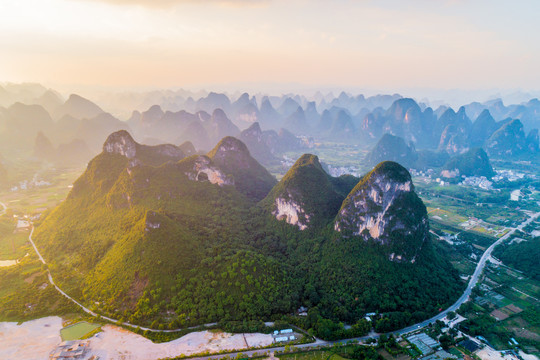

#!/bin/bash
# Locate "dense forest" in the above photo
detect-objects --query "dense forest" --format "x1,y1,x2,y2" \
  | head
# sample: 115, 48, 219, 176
33, 132, 464, 338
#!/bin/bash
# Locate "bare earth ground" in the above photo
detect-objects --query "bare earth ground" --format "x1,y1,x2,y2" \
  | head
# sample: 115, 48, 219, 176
0, 316, 63, 360
518, 350, 540, 360
89, 325, 274, 360
0, 317, 274, 360
476, 348, 520, 360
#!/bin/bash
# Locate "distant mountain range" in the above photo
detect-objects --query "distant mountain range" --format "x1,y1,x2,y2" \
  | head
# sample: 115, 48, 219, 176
1, 84, 538, 172
366, 134, 497, 179
0, 94, 129, 166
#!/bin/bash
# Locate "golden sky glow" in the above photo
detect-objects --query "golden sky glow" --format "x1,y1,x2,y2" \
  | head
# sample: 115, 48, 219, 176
1, 0, 539, 93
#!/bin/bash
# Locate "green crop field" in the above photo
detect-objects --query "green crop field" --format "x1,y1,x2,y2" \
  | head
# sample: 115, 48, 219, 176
0, 232, 30, 261
60, 321, 101, 341
279, 350, 337, 360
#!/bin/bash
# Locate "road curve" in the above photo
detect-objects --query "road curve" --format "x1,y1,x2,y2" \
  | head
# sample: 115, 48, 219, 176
24, 210, 540, 353
28, 226, 216, 332
394, 211, 540, 336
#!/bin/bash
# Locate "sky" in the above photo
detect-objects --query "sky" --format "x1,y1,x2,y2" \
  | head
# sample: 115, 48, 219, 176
1, 0, 540, 97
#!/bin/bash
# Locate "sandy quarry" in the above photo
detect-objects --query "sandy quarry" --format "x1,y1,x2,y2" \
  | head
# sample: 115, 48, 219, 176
0, 316, 63, 360
0, 316, 274, 360
89, 325, 274, 360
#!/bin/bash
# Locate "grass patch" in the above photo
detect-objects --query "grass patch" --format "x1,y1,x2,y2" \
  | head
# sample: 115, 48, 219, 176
0, 255, 80, 322
450, 261, 476, 276
279, 350, 335, 360
60, 321, 101, 341
448, 347, 464, 358
0, 232, 30, 260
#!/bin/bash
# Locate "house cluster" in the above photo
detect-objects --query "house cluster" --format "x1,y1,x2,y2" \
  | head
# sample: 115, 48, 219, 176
281, 155, 295, 168
407, 333, 457, 360
410, 169, 435, 177
458, 176, 493, 190
409, 169, 436, 184
273, 328, 296, 343
326, 165, 361, 178
15, 218, 31, 232
11, 178, 52, 192
363, 312, 376, 322
434, 178, 449, 186
492, 170, 528, 182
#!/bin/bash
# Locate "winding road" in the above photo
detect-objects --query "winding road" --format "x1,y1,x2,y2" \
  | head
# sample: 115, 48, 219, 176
394, 210, 540, 336
22, 205, 540, 357
28, 229, 218, 333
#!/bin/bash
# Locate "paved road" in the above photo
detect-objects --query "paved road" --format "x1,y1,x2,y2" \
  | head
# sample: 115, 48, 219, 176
395, 211, 540, 336
24, 206, 540, 355
189, 211, 540, 360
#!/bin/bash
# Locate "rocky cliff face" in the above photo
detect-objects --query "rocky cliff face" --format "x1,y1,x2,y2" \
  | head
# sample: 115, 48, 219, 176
273, 196, 310, 230
485, 119, 528, 157
264, 154, 347, 230
334, 161, 428, 262
103, 130, 185, 166
383, 98, 428, 146
207, 136, 277, 200
434, 107, 472, 151
438, 124, 469, 154
183, 155, 233, 186
103, 130, 137, 158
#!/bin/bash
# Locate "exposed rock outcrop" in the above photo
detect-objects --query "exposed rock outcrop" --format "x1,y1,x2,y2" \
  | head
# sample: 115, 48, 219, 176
273, 196, 309, 230
103, 130, 186, 166
264, 154, 351, 230
334, 161, 428, 262
183, 156, 233, 186
438, 124, 469, 155
103, 130, 137, 158
207, 136, 277, 200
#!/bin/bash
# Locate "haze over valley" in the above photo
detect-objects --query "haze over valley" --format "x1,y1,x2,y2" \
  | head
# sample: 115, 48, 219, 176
1, 1, 540, 360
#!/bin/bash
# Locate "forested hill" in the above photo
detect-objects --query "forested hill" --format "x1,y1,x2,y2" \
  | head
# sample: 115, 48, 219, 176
34, 130, 463, 336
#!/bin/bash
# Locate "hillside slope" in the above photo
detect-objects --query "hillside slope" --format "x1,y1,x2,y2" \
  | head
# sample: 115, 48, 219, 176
34, 131, 462, 332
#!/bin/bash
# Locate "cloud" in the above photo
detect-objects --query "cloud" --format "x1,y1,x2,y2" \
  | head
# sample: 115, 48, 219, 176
73, 0, 270, 8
